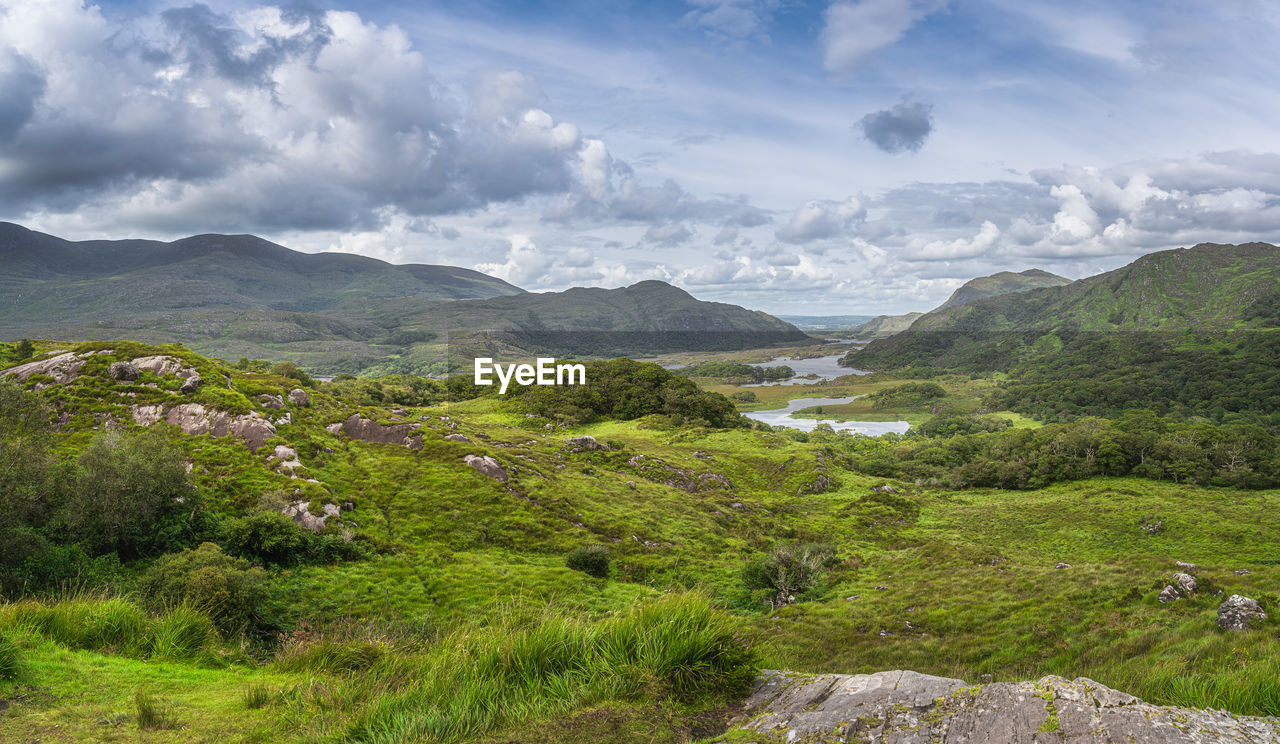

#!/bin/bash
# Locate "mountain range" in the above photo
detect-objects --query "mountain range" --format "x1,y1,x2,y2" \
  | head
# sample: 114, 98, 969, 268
0, 223, 807, 374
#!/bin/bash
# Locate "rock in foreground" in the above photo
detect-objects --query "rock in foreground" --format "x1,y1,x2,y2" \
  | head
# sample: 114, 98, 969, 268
720, 669, 1280, 743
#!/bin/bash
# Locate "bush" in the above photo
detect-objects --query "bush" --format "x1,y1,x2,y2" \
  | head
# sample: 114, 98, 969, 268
565, 545, 611, 579
730, 390, 757, 402
741, 542, 835, 609
138, 543, 270, 636
223, 512, 311, 566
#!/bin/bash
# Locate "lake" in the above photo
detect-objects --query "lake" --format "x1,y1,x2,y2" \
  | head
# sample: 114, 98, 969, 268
744, 353, 871, 386
743, 395, 910, 435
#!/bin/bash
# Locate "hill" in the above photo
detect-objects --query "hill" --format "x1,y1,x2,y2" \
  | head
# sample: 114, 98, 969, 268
933, 268, 1071, 311
844, 242, 1280, 423
847, 312, 923, 339
776, 314, 875, 331
0, 224, 807, 374
2, 340, 1278, 742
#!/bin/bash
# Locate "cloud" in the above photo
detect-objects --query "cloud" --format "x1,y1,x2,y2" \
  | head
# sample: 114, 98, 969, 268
821, 0, 947, 75
682, 0, 781, 42
775, 197, 866, 243
643, 222, 695, 245
474, 235, 553, 287
859, 98, 934, 153
0, 1, 597, 232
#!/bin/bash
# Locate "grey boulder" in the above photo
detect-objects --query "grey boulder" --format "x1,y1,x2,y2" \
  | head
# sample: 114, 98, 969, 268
1218, 595, 1268, 631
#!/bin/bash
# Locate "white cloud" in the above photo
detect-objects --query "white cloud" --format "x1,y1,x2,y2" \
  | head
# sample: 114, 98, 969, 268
473, 235, 553, 287
821, 0, 947, 75
776, 197, 866, 243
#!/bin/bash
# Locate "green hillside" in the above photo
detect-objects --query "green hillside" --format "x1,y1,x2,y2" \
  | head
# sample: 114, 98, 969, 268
934, 268, 1072, 311
2, 340, 1279, 742
0, 225, 808, 375
844, 243, 1280, 425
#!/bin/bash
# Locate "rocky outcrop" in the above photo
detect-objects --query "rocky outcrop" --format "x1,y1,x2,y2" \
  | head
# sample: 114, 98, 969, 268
270, 445, 303, 476
721, 669, 1280, 743
287, 388, 310, 407
132, 355, 194, 378
281, 500, 340, 532
1218, 595, 1268, 631
2, 351, 99, 387
180, 375, 201, 394
130, 403, 276, 451
257, 394, 286, 410
108, 361, 140, 381
337, 414, 423, 450
445, 433, 471, 442
568, 435, 607, 451
464, 454, 508, 482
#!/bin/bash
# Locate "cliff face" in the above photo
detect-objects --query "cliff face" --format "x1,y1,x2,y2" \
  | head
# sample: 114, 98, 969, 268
720, 669, 1280, 743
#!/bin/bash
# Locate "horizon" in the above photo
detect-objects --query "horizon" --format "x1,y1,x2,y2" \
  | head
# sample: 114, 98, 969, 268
3, 1, 1280, 314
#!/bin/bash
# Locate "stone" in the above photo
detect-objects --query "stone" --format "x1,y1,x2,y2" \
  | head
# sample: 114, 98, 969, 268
180, 374, 201, 394
567, 435, 606, 451
287, 388, 310, 407
271, 445, 303, 475
2, 351, 91, 386
726, 669, 1280, 743
626, 481, 637, 490
464, 454, 508, 482
693, 451, 712, 459
1055, 562, 1071, 569
1175, 560, 1197, 573
257, 394, 286, 410
1171, 572, 1197, 594
338, 414, 422, 450
1158, 585, 1181, 603
445, 433, 470, 442
871, 484, 898, 494
132, 355, 191, 378
108, 361, 140, 381
281, 501, 328, 532
130, 403, 275, 451
798, 473, 831, 495
1217, 595, 1267, 631
1141, 520, 1163, 534
1235, 569, 1251, 575
325, 423, 343, 435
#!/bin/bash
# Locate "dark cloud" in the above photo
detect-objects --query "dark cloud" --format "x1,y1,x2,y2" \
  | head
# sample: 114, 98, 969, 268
0, 52, 44, 142
858, 99, 934, 153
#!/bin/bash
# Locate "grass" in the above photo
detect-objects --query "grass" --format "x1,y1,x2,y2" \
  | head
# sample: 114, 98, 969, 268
4, 340, 1279, 741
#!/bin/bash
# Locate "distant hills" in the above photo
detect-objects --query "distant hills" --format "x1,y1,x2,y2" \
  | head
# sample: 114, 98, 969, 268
846, 242, 1280, 372
0, 223, 807, 374
845, 268, 1070, 340
933, 268, 1071, 312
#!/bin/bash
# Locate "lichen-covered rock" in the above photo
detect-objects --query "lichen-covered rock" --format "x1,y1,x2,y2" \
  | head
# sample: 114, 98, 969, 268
721, 669, 1280, 743
271, 445, 303, 476
464, 454, 508, 482
132, 355, 192, 378
325, 422, 343, 435
1175, 560, 1198, 573
108, 361, 140, 381
338, 414, 422, 450
287, 388, 310, 407
1171, 571, 1197, 594
257, 394, 286, 410
445, 433, 470, 442
2, 351, 93, 387
1159, 585, 1182, 603
797, 473, 831, 495
568, 435, 606, 451
130, 403, 276, 451
282, 501, 331, 532
180, 374, 201, 394
1218, 595, 1268, 631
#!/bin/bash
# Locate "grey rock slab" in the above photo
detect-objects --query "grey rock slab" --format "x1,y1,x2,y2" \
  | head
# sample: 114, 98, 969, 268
722, 670, 1280, 743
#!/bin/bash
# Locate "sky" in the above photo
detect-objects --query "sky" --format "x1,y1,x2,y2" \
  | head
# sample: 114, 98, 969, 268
2, 0, 1279, 314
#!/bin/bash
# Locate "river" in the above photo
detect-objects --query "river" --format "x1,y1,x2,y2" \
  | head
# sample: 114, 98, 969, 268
743, 395, 910, 436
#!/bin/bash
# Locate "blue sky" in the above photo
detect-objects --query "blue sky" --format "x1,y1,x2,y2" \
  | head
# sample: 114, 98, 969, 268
2, 0, 1279, 313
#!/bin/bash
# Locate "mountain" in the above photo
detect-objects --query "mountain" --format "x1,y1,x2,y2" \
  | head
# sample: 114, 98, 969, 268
0, 224, 807, 373
776, 314, 875, 331
934, 268, 1071, 311
844, 242, 1280, 423
847, 312, 924, 339
0, 222, 524, 326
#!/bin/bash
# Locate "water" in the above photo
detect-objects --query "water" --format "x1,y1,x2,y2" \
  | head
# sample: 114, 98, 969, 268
743, 395, 910, 436
745, 353, 870, 386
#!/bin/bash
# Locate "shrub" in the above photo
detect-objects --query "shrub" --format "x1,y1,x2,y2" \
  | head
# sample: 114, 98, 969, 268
565, 545, 610, 579
223, 512, 311, 566
730, 390, 757, 402
138, 543, 269, 636
741, 542, 836, 609
135, 687, 177, 730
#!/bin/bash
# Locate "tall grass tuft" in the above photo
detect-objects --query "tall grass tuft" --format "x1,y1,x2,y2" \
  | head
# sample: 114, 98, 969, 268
149, 605, 215, 660
0, 632, 25, 684
244, 682, 273, 710
135, 687, 176, 730
332, 593, 757, 744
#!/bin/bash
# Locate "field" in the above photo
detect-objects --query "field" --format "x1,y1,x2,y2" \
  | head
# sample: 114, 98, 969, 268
2, 341, 1278, 742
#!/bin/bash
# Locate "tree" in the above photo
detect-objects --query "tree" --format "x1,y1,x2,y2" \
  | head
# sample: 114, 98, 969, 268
14, 339, 35, 360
